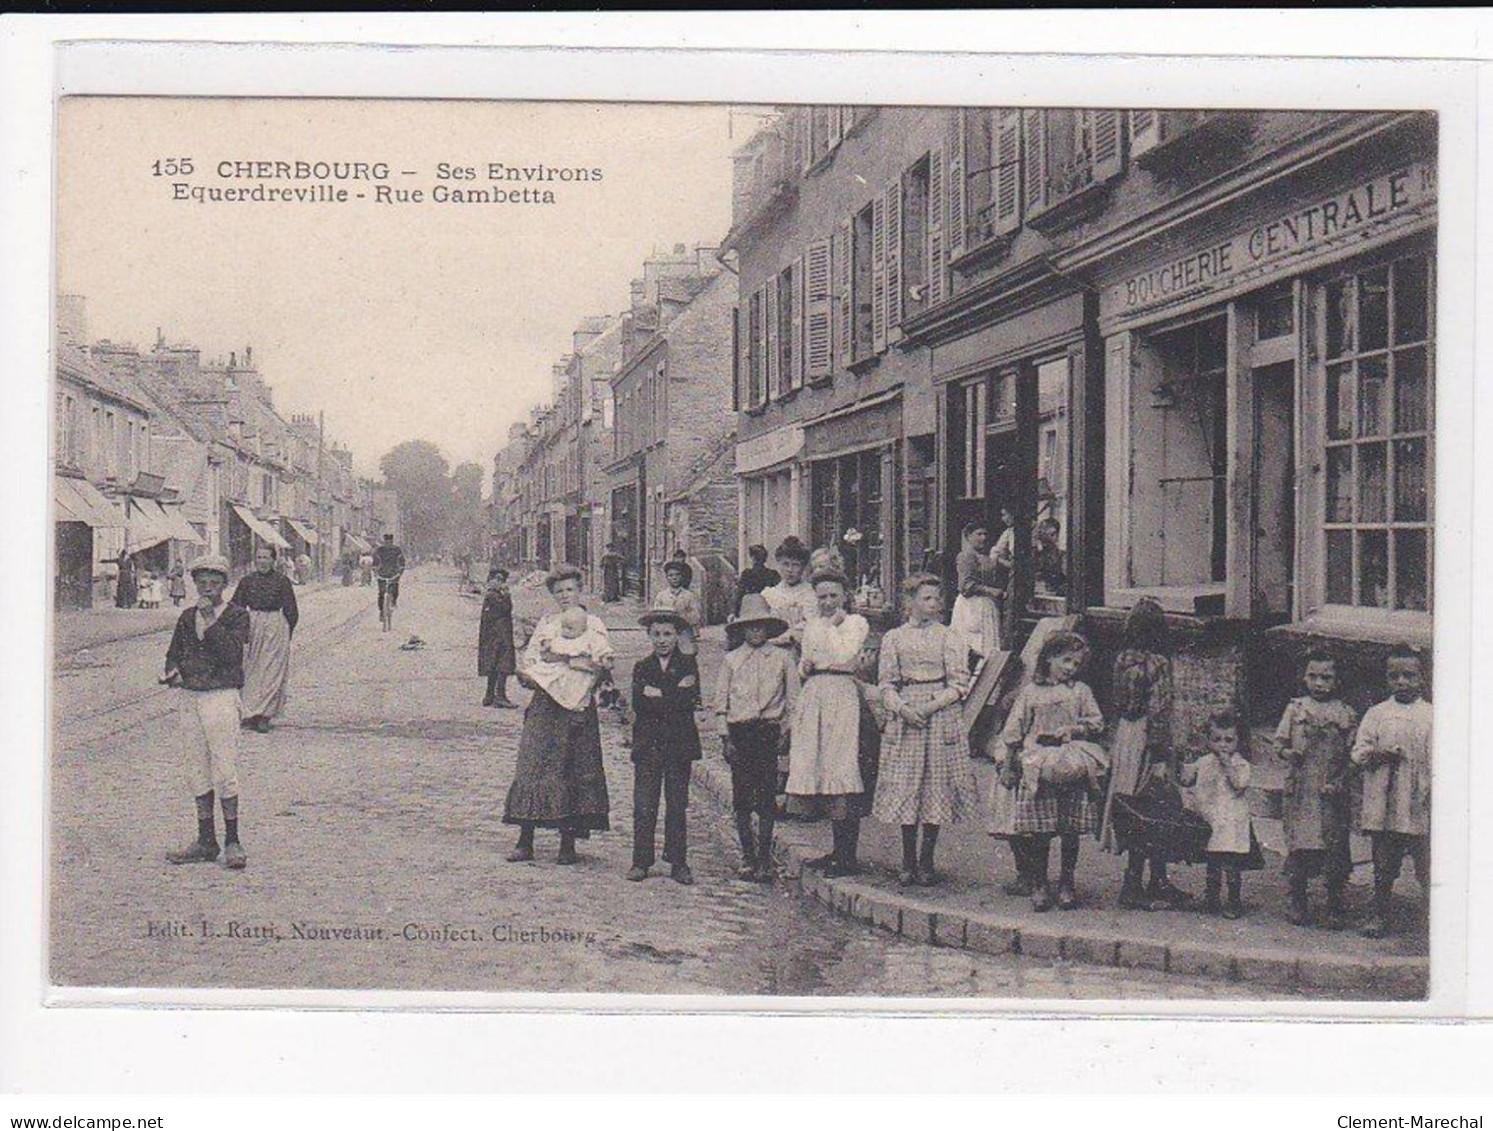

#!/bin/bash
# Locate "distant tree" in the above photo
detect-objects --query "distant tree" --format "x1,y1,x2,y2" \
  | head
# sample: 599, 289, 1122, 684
379, 440, 451, 559
449, 461, 488, 559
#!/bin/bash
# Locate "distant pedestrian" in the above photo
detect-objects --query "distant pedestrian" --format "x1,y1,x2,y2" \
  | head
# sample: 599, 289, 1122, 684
1273, 648, 1357, 929
230, 545, 298, 733
478, 567, 518, 708
628, 609, 702, 885
359, 551, 374, 587
786, 568, 870, 877
735, 543, 780, 615
161, 554, 251, 871
716, 594, 797, 881
652, 558, 701, 657
600, 543, 624, 603
1352, 646, 1432, 939
872, 574, 977, 887
1180, 709, 1262, 920
762, 536, 816, 650
997, 631, 1108, 912
1101, 598, 1193, 911
114, 551, 137, 610
503, 564, 614, 865
167, 561, 187, 607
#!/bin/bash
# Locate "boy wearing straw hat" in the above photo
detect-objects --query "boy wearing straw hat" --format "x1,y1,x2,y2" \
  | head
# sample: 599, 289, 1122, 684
716, 594, 799, 881
160, 554, 252, 870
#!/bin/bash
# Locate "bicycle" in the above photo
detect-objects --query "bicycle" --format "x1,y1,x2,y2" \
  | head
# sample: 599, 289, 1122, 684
376, 572, 402, 633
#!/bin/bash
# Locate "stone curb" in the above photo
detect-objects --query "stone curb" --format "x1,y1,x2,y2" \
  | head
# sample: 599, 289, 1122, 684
693, 759, 1427, 1000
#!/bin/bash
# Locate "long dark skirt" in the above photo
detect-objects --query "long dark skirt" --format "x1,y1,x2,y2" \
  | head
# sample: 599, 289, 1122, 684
502, 689, 611, 834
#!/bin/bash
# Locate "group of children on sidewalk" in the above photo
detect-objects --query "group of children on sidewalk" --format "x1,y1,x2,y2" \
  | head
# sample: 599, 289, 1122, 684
601, 536, 1432, 942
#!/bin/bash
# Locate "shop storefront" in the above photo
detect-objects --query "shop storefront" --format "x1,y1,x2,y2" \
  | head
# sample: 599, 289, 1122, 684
909, 266, 1104, 640
1089, 128, 1435, 736
736, 422, 803, 561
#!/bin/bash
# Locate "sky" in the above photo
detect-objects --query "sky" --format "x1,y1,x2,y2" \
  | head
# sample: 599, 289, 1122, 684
56, 98, 745, 479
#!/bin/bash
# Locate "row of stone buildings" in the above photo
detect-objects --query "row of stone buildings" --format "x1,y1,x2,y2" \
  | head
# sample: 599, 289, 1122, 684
725, 104, 1436, 740
490, 244, 738, 612
54, 295, 399, 609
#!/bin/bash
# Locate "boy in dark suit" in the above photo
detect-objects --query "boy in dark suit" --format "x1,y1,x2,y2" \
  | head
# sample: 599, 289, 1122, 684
628, 609, 702, 884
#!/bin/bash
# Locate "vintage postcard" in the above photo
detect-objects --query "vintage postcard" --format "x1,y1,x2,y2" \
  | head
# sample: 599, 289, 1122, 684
47, 83, 1453, 1009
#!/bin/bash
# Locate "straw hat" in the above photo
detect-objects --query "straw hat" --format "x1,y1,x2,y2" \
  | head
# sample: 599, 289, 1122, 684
729, 592, 788, 639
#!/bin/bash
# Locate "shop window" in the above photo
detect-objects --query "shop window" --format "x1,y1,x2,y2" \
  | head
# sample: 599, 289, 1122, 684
1320, 255, 1433, 613
811, 449, 888, 591
1128, 317, 1228, 590
1035, 358, 1071, 597
1255, 283, 1295, 341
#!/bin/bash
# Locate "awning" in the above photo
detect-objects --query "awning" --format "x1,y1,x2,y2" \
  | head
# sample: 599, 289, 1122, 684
231, 503, 292, 550
344, 533, 371, 554
54, 476, 122, 529
285, 517, 320, 546
158, 503, 205, 546
126, 498, 178, 552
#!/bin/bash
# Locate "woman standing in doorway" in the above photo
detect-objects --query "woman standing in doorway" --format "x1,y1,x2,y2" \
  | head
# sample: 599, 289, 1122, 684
950, 523, 1003, 665
230, 544, 299, 733
502, 564, 614, 865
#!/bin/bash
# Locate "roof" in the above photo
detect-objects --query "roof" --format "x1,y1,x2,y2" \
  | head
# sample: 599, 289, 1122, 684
56, 344, 151, 415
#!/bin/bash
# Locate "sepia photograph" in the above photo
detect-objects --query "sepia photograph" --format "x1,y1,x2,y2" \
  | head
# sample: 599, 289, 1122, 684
48, 91, 1441, 1005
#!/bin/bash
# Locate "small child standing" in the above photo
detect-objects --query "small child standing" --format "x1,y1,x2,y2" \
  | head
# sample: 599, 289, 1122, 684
716, 594, 798, 880
997, 631, 1108, 911
1351, 645, 1432, 939
629, 609, 703, 885
1273, 649, 1358, 929
1179, 709, 1260, 919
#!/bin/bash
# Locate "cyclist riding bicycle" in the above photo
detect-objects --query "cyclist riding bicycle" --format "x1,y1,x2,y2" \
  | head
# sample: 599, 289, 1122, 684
372, 534, 406, 619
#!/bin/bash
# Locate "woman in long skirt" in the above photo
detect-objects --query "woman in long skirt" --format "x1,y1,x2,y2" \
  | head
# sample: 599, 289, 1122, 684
950, 523, 1003, 664
230, 544, 298, 733
873, 573, 978, 886
477, 566, 517, 708
502, 564, 614, 865
786, 569, 870, 877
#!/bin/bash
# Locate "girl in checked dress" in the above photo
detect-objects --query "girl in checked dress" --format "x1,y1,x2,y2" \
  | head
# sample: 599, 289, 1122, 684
872, 573, 978, 886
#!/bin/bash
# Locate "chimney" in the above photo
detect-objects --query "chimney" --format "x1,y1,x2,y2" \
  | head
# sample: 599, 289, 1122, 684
57, 294, 88, 346
229, 351, 237, 369
245, 345, 253, 368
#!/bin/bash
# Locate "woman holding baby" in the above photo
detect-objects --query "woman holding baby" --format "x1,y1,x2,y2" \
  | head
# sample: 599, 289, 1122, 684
502, 564, 615, 865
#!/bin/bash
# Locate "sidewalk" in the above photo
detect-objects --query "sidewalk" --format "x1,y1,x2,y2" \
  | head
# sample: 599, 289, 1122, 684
588, 595, 1429, 999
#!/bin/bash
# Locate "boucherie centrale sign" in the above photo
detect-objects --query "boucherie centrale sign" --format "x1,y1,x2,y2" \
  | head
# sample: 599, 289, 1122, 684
1107, 163, 1434, 322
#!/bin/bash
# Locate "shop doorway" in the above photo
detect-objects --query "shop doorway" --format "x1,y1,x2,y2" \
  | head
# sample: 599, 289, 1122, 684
1251, 360, 1296, 623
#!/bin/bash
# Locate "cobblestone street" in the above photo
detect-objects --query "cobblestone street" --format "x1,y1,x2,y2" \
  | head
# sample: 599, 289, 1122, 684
50, 568, 1306, 1000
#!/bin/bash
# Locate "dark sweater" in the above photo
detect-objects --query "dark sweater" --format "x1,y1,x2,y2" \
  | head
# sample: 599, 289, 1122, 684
165, 604, 250, 691
230, 570, 299, 634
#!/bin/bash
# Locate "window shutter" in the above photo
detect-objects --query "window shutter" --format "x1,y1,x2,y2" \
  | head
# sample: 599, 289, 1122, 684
1023, 108, 1047, 218
804, 237, 833, 380
993, 108, 1023, 234
730, 306, 741, 411
1089, 109, 1123, 181
945, 109, 968, 259
764, 275, 778, 402
1129, 110, 1158, 157
926, 144, 946, 306
748, 287, 763, 408
798, 108, 813, 173
790, 256, 805, 390
835, 219, 854, 368
828, 106, 845, 149
884, 179, 904, 337
871, 192, 888, 354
